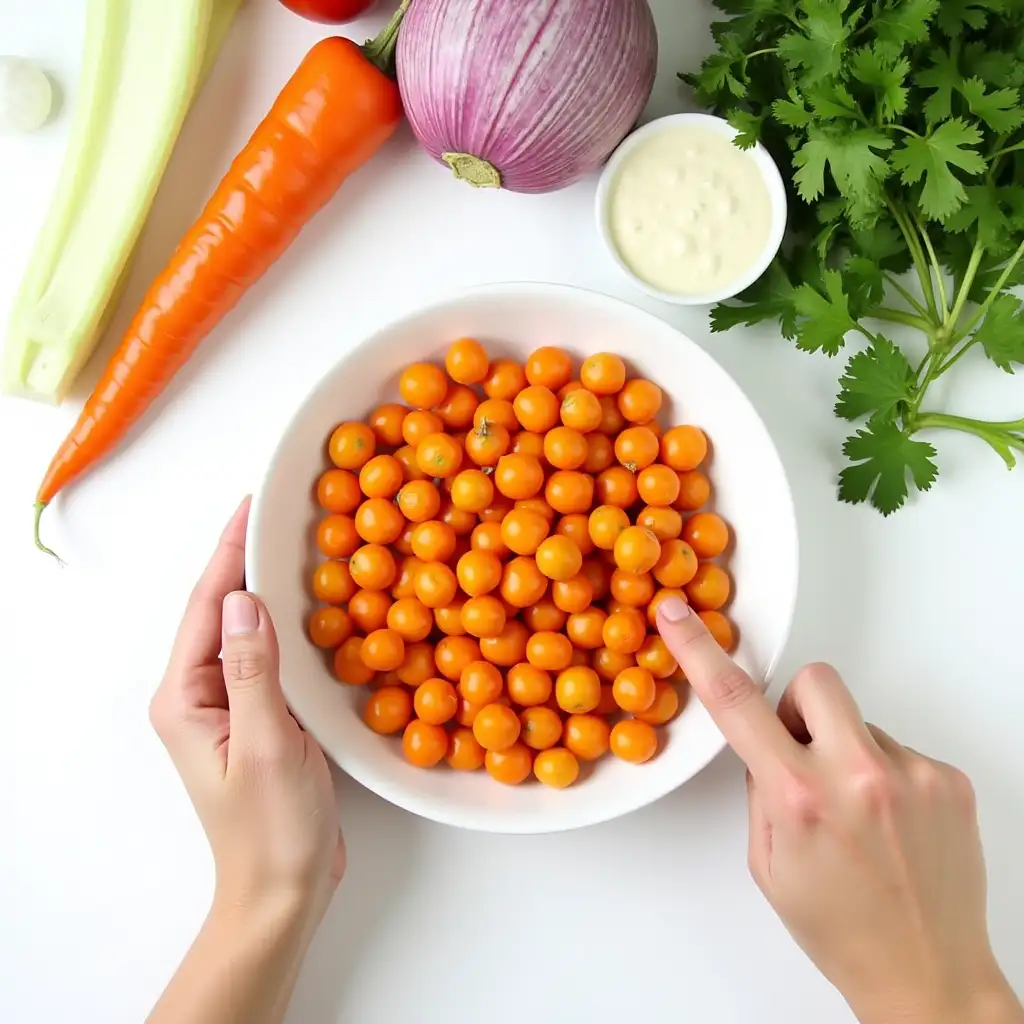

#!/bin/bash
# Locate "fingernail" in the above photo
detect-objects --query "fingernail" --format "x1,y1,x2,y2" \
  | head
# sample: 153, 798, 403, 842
223, 592, 258, 636
657, 596, 690, 623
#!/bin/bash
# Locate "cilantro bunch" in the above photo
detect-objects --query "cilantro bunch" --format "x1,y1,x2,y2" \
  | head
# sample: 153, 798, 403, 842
682, 0, 1024, 514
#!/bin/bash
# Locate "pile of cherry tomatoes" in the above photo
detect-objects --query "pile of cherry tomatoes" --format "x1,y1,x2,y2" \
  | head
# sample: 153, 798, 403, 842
308, 340, 735, 789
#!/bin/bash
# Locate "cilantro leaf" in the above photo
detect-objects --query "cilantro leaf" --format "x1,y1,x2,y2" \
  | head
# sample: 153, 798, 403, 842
871, 0, 939, 46
680, 51, 747, 100
844, 256, 887, 312
850, 222, 912, 272
850, 44, 911, 121
772, 96, 814, 128
835, 337, 914, 421
805, 81, 862, 121
727, 109, 763, 149
793, 128, 892, 203
972, 293, 1024, 373
889, 119, 985, 220
943, 183, 1013, 251
936, 0, 991, 36
915, 49, 960, 125
777, 0, 856, 85
792, 269, 858, 355
959, 77, 1024, 134
710, 262, 798, 339
972, 255, 1024, 301
839, 422, 939, 515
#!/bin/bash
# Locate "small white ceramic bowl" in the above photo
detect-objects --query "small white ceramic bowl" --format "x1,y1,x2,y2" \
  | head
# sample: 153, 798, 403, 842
247, 283, 798, 834
596, 113, 788, 306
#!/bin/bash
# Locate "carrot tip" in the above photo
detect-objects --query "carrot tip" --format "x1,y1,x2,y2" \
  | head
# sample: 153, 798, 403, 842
33, 501, 64, 566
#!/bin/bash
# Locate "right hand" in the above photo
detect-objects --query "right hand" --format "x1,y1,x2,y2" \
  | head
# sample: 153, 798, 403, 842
656, 597, 1023, 1024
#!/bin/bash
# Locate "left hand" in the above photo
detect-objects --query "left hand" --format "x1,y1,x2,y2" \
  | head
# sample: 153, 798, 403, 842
149, 498, 346, 925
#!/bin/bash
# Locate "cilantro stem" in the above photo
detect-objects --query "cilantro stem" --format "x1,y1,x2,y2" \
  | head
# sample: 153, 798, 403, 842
915, 412, 1024, 468
989, 140, 1024, 161
745, 48, 777, 59
884, 274, 930, 319
950, 238, 1024, 342
935, 338, 977, 376
869, 307, 934, 332
945, 243, 985, 336
913, 213, 948, 319
887, 197, 939, 322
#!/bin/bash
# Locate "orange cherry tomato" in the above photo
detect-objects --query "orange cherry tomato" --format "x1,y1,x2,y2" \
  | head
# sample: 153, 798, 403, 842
602, 608, 647, 654
636, 464, 681, 507
348, 544, 397, 591
434, 596, 468, 636
635, 680, 681, 725
355, 497, 405, 545
364, 686, 413, 735
661, 425, 708, 471
416, 432, 463, 478
583, 432, 615, 474
580, 556, 612, 601
334, 636, 375, 685
522, 599, 568, 633
474, 398, 519, 433
674, 470, 711, 511
456, 549, 502, 597
394, 444, 429, 483
566, 607, 607, 649
435, 635, 481, 682
610, 719, 658, 763
461, 595, 507, 639
465, 421, 510, 466
507, 662, 553, 707
358, 454, 404, 499
614, 426, 659, 471
613, 526, 661, 574
413, 677, 459, 725
525, 346, 573, 391
473, 703, 522, 751
519, 706, 563, 750
685, 564, 731, 611
329, 421, 376, 470
534, 747, 580, 788
699, 609, 736, 652
399, 362, 448, 410
494, 453, 544, 500
682, 512, 731, 559
316, 514, 359, 559
554, 513, 594, 556
450, 469, 494, 513
555, 665, 602, 713
551, 572, 593, 614
557, 379, 584, 401
543, 426, 588, 470
653, 538, 699, 588
392, 555, 425, 600
458, 659, 504, 705
317, 468, 362, 513
513, 385, 560, 432
471, 521, 510, 559
348, 588, 392, 632
593, 645, 636, 682
617, 379, 662, 424
595, 466, 639, 508
446, 726, 486, 770
479, 619, 530, 667
396, 480, 441, 524
410, 520, 457, 562
511, 430, 546, 459
500, 556, 549, 608
445, 337, 489, 385
386, 597, 433, 643
588, 505, 629, 551
483, 358, 527, 400
414, 561, 459, 609
647, 588, 689, 627
484, 742, 533, 784
595, 684, 618, 717
439, 498, 477, 537
308, 606, 353, 649
610, 569, 654, 607
598, 395, 626, 435
402, 719, 449, 767
545, 470, 594, 515
360, 629, 405, 672
563, 714, 611, 760
436, 384, 479, 430
613, 665, 657, 712
526, 631, 574, 672
560, 388, 602, 432
477, 495, 515, 523
636, 505, 683, 541
396, 641, 436, 687
514, 497, 556, 523
535, 535, 583, 582
500, 507, 550, 556
580, 352, 627, 395
368, 403, 407, 447
402, 410, 444, 448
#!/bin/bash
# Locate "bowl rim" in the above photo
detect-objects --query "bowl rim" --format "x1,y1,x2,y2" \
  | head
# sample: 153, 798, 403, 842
246, 281, 799, 833
595, 112, 789, 307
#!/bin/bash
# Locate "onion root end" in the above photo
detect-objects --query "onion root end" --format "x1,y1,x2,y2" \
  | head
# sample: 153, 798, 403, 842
443, 152, 502, 189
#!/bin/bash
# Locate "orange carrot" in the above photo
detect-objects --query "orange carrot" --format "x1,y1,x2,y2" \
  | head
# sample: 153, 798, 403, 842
34, 6, 408, 554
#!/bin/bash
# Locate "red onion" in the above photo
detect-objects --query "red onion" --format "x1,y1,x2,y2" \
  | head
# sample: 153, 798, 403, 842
396, 0, 658, 193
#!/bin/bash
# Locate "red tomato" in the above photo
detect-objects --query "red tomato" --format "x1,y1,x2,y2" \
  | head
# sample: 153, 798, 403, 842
277, 0, 376, 22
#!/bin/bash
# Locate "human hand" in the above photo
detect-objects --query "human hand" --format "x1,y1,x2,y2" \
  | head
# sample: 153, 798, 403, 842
150, 499, 345, 928
656, 598, 1022, 1024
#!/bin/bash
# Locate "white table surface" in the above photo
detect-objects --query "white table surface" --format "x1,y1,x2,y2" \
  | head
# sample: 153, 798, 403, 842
2, 2, 1022, 1022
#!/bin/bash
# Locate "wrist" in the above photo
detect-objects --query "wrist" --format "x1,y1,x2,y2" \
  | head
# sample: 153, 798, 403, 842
209, 882, 322, 950
854, 974, 1023, 1024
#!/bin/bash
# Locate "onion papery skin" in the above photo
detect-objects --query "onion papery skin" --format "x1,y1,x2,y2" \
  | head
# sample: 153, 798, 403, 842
396, 0, 658, 194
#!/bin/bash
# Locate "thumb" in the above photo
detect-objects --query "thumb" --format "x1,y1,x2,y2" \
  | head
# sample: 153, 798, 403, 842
221, 591, 289, 750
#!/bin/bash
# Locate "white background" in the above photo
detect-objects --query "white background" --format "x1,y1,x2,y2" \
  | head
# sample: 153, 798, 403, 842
1, 2, 1022, 1022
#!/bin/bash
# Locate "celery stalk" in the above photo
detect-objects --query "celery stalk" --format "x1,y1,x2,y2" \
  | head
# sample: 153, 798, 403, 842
2, 0, 241, 403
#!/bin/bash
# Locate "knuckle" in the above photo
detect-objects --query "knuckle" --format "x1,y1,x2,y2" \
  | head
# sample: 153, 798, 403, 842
948, 767, 977, 811
848, 761, 897, 814
705, 664, 755, 711
780, 772, 821, 826
223, 646, 267, 687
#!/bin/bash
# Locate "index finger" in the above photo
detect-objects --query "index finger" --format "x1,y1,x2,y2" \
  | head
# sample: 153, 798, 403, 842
656, 598, 802, 781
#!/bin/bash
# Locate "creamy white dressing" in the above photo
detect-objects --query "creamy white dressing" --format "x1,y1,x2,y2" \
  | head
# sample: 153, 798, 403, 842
607, 124, 773, 297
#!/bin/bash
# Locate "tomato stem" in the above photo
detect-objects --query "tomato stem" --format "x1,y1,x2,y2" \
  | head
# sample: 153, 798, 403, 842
361, 0, 410, 78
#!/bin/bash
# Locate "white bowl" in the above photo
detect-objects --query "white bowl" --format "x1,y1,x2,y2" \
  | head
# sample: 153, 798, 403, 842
596, 113, 788, 306
247, 283, 798, 834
